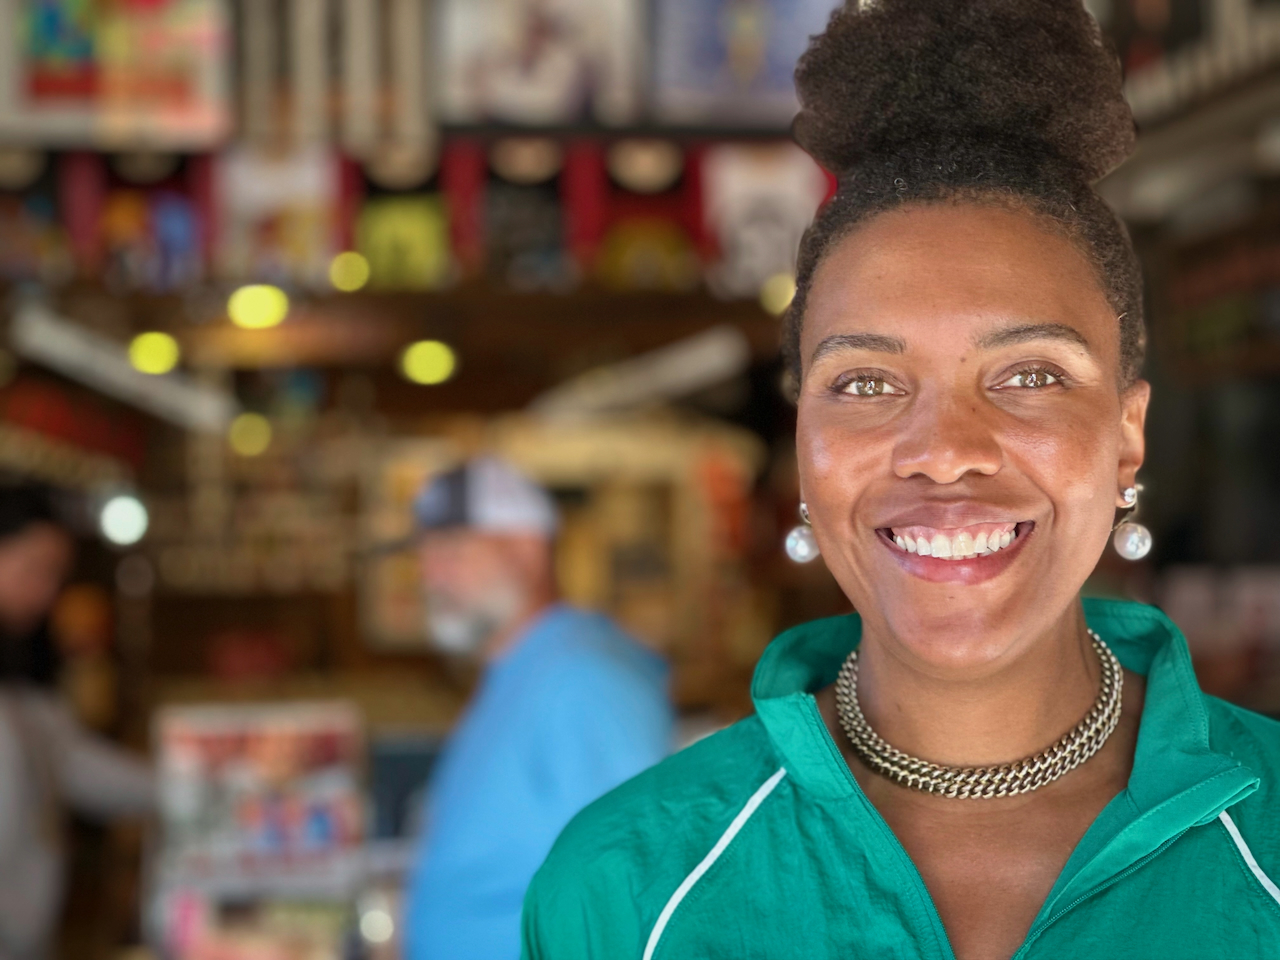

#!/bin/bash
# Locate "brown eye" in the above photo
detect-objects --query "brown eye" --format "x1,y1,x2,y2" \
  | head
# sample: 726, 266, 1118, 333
843, 376, 901, 396
1001, 368, 1060, 389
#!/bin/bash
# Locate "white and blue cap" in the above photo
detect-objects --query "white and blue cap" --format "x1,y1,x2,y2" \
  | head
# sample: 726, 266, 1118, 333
414, 456, 559, 536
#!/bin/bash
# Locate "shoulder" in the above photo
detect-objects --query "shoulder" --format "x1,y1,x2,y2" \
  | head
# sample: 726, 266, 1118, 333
1204, 696, 1280, 862
524, 715, 783, 951
537, 607, 668, 693
1205, 695, 1280, 775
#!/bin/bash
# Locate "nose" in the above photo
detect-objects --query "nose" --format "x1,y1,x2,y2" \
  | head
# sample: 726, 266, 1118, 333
891, 389, 1003, 484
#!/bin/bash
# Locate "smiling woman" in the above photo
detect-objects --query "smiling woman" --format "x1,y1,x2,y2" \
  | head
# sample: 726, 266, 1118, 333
520, 3, 1280, 960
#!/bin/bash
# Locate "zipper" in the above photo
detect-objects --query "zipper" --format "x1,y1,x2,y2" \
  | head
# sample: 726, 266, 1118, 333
1010, 828, 1189, 959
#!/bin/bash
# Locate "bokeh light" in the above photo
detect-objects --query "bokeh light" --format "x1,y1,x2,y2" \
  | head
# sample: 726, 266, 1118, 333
100, 495, 149, 546
401, 340, 457, 385
228, 284, 290, 329
228, 413, 273, 457
329, 251, 371, 292
760, 273, 797, 316
128, 331, 181, 375
359, 908, 395, 944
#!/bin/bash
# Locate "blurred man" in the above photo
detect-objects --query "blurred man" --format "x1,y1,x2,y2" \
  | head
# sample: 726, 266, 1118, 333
0, 485, 154, 960
403, 457, 673, 960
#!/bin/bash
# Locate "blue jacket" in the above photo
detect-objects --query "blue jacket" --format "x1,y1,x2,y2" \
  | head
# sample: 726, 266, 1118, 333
405, 604, 673, 960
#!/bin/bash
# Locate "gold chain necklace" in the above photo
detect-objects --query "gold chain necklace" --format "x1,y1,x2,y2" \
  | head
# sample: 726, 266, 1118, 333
834, 630, 1123, 799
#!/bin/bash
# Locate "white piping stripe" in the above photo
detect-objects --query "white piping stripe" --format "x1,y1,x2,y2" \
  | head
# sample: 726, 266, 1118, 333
642, 767, 787, 960
1219, 810, 1280, 908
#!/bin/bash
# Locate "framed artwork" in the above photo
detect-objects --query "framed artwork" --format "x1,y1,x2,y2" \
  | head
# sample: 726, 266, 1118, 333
437, 0, 645, 126
652, 0, 839, 127
0, 0, 232, 147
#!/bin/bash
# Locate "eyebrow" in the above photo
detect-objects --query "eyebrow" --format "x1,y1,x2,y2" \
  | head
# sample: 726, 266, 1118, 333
974, 322, 1091, 352
810, 332, 907, 365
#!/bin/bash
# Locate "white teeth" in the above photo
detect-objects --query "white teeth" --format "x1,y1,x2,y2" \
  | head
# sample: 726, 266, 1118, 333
890, 525, 1022, 560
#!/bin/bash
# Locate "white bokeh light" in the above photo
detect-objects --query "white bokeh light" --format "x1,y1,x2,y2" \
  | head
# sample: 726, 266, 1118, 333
359, 908, 395, 944
100, 495, 149, 546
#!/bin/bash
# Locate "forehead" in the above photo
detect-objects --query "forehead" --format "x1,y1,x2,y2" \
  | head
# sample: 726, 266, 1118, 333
802, 203, 1117, 363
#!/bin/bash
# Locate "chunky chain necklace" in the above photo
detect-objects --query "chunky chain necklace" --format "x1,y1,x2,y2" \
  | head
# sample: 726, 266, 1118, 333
834, 630, 1123, 799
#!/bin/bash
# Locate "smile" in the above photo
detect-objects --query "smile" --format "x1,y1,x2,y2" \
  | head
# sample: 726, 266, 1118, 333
887, 522, 1027, 561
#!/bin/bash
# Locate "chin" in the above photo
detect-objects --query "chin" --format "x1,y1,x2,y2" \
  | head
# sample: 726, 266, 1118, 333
876, 601, 1033, 676
839, 527, 1093, 677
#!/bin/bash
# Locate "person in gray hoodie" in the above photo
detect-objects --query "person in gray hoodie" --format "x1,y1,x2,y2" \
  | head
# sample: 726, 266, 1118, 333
0, 485, 154, 960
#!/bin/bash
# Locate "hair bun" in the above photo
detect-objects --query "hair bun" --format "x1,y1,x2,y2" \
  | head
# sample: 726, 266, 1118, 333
794, 0, 1135, 184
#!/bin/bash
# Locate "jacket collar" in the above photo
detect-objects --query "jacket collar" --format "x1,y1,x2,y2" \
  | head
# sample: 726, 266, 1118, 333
750, 598, 1259, 906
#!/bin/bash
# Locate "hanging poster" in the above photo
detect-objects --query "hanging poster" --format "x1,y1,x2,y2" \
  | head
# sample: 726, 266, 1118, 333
217, 146, 341, 287
701, 142, 828, 299
0, 0, 232, 147
652, 0, 839, 127
437, 0, 644, 126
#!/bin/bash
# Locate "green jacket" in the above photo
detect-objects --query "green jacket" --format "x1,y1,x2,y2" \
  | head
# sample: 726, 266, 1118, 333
522, 599, 1280, 959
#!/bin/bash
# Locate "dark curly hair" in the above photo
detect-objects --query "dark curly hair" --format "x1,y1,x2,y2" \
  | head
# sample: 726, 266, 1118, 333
785, 0, 1145, 387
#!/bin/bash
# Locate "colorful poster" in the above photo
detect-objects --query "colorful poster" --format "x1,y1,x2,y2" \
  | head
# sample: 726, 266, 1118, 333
437, 0, 644, 125
0, 0, 231, 147
155, 701, 364, 872
652, 0, 839, 127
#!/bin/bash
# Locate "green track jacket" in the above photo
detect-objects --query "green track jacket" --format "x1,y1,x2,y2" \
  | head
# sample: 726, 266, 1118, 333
522, 599, 1280, 959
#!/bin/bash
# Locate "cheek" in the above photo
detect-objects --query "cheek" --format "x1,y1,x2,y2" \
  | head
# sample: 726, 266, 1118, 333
796, 400, 887, 513
1005, 405, 1122, 517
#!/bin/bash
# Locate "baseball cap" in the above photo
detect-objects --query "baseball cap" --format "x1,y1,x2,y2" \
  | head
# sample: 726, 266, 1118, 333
413, 456, 559, 536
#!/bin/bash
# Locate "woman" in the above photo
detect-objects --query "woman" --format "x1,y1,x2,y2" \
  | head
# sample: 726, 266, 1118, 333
0, 485, 154, 960
520, 3, 1280, 959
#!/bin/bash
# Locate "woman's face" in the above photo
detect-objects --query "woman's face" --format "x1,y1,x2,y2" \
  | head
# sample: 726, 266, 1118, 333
796, 202, 1149, 672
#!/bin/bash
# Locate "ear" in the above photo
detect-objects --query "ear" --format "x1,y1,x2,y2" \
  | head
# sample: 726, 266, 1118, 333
1116, 379, 1151, 504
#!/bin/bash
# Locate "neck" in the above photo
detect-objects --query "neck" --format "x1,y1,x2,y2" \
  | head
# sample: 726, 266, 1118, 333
481, 589, 558, 662
854, 604, 1100, 767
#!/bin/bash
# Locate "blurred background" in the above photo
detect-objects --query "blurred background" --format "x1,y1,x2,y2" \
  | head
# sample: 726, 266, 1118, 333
0, 0, 1279, 957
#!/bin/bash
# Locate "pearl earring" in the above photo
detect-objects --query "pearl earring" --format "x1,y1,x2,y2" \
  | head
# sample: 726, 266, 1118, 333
785, 502, 821, 563
1113, 483, 1152, 561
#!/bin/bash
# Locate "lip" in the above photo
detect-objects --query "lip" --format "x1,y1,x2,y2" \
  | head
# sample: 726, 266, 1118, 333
876, 520, 1036, 585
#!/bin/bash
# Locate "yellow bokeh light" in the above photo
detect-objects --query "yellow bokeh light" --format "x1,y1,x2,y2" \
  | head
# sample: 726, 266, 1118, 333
760, 272, 797, 316
228, 285, 290, 329
128, 332, 180, 375
329, 251, 371, 292
401, 340, 457, 385
228, 413, 272, 457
